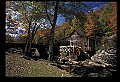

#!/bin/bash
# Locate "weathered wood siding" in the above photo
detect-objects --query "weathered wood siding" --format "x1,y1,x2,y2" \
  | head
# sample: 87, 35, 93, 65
69, 31, 88, 50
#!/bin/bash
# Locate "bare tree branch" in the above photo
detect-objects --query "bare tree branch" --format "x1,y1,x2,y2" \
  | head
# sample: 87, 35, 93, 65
44, 4, 53, 26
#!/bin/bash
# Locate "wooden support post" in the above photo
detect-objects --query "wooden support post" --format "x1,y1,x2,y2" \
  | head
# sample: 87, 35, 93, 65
88, 38, 89, 51
70, 39, 71, 46
69, 49, 70, 73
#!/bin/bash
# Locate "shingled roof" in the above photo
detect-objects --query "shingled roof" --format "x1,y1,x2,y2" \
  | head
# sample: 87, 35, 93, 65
69, 29, 88, 38
58, 29, 88, 43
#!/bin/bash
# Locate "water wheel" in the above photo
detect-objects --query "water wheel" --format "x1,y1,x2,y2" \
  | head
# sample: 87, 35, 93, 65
74, 47, 80, 56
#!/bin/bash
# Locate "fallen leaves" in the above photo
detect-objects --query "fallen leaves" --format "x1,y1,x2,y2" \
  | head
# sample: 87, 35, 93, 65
5, 53, 72, 77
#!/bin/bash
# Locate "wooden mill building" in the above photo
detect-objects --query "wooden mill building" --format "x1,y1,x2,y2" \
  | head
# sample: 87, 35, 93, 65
60, 29, 95, 61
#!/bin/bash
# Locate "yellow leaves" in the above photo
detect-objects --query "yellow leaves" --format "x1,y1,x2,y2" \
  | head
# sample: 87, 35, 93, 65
6, 1, 11, 7
36, 30, 49, 38
6, 14, 11, 19
54, 30, 59, 38
21, 33, 28, 37
59, 22, 69, 28
71, 16, 77, 29
22, 23, 28, 28
69, 26, 74, 32
84, 15, 95, 38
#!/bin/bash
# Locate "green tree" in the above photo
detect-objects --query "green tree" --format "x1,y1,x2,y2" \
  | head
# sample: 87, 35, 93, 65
8, 1, 91, 61
39, 1, 89, 61
90, 8, 112, 50
46, 1, 90, 61
10, 1, 50, 56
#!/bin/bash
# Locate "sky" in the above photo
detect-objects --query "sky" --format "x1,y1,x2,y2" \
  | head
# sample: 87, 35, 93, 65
6, 1, 109, 38
56, 2, 109, 26
56, 14, 66, 26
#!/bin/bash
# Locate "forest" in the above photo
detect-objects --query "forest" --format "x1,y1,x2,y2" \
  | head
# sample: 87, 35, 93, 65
6, 1, 117, 51
5, 1, 117, 77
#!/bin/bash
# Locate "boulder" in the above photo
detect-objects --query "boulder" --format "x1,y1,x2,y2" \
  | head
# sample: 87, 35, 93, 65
73, 34, 117, 77
91, 50, 116, 67
91, 34, 117, 68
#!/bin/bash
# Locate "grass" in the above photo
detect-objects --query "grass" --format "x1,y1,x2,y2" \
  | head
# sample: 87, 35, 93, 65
5, 53, 72, 77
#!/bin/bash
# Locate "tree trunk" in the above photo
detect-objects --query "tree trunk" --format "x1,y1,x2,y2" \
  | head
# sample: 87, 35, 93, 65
24, 21, 39, 57
49, 28, 54, 61
27, 26, 38, 57
28, 38, 32, 57
24, 21, 31, 56
48, 1, 59, 61
25, 34, 31, 56
25, 40, 29, 56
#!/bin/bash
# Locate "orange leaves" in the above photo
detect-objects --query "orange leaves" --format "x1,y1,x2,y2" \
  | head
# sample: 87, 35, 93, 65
84, 15, 95, 38
105, 2, 117, 34
36, 30, 50, 38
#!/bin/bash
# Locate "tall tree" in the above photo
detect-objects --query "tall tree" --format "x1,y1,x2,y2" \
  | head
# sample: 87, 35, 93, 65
6, 1, 91, 61
42, 1, 59, 61
42, 1, 90, 61
9, 1, 50, 56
